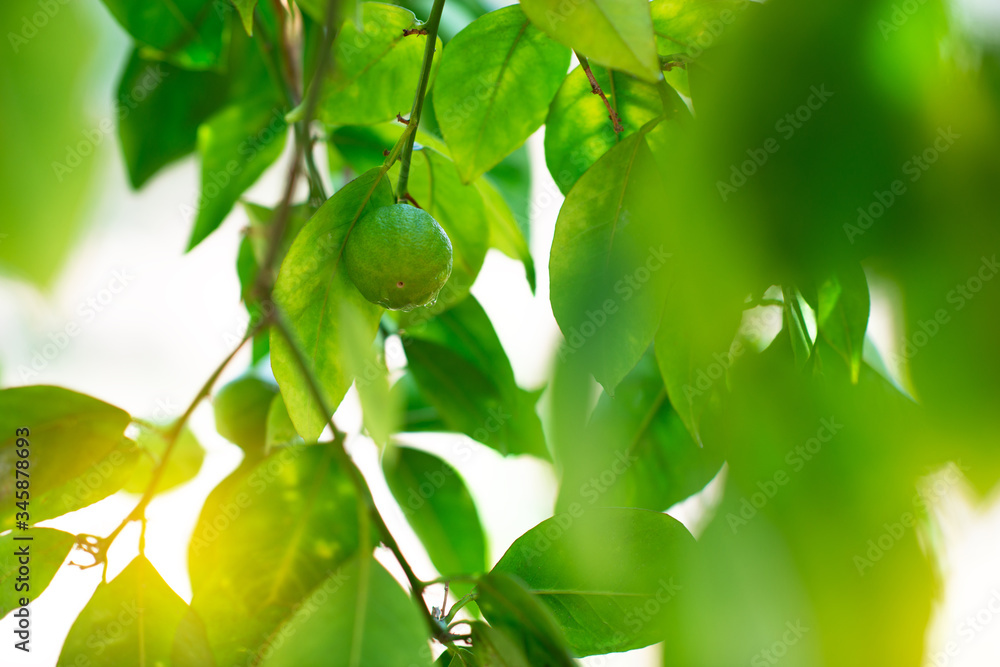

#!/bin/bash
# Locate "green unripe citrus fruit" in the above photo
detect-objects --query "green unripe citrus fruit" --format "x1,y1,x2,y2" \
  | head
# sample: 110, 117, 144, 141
213, 376, 278, 453
345, 203, 453, 311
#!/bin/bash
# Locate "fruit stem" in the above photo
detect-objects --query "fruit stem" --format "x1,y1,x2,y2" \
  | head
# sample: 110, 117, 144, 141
395, 0, 447, 203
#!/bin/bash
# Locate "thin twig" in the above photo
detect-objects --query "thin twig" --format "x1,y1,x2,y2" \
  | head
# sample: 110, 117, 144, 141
576, 51, 623, 133
395, 0, 446, 202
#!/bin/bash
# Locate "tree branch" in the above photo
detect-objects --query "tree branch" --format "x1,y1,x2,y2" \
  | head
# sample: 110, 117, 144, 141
395, 0, 447, 202
576, 51, 623, 134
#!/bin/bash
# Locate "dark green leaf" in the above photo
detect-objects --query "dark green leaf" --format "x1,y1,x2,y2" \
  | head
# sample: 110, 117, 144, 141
270, 168, 392, 440
520, 0, 660, 81
815, 264, 870, 383
468, 621, 528, 666
98, 0, 228, 69
187, 97, 289, 250
122, 424, 205, 494
311, 3, 442, 125
489, 508, 696, 655
0, 386, 134, 528
116, 50, 230, 189
401, 297, 548, 458
1, 528, 74, 618
433, 5, 570, 182
549, 126, 672, 394
545, 64, 668, 194
189, 446, 363, 665
554, 351, 723, 513
783, 286, 813, 370
382, 446, 487, 586
57, 556, 191, 666
258, 555, 433, 667
392, 373, 449, 433
474, 573, 575, 666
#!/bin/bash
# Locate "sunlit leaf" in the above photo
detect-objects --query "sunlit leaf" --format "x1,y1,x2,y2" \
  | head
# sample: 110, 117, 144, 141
0, 528, 74, 618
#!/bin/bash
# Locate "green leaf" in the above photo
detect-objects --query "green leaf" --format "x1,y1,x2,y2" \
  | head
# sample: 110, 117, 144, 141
397, 148, 490, 323
549, 126, 671, 395
233, 0, 258, 35
122, 424, 205, 494
1, 528, 75, 618
391, 373, 449, 433
97, 0, 228, 69
187, 97, 289, 250
467, 621, 528, 666
382, 446, 487, 585
270, 168, 392, 441
312, 3, 442, 126
520, 0, 659, 82
265, 393, 305, 450
815, 264, 870, 383
783, 286, 813, 370
58, 556, 193, 666
437, 644, 482, 667
544, 64, 667, 194
116, 50, 230, 189
474, 573, 575, 666
475, 177, 536, 293
0, 0, 101, 287
554, 351, 723, 513
189, 445, 363, 665
650, 0, 748, 59
0, 387, 133, 527
654, 278, 742, 445
258, 554, 433, 667
401, 296, 549, 458
488, 508, 696, 656
432, 5, 569, 183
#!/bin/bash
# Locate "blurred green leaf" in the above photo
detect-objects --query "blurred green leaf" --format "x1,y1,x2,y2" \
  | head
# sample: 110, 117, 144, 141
98, 0, 228, 69
488, 508, 696, 656
782, 286, 813, 370
265, 393, 305, 450
233, 0, 258, 35
382, 446, 487, 589
270, 168, 391, 441
554, 351, 723, 513
0, 528, 74, 618
123, 424, 204, 494
190, 446, 363, 666
391, 373, 449, 433
258, 554, 433, 666
433, 5, 569, 183
520, 0, 659, 81
187, 97, 289, 250
0, 386, 133, 528
549, 126, 671, 395
312, 3, 441, 125
545, 64, 670, 194
58, 556, 197, 666
475, 173, 536, 293
474, 573, 576, 666
814, 263, 870, 383
0, 0, 100, 287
